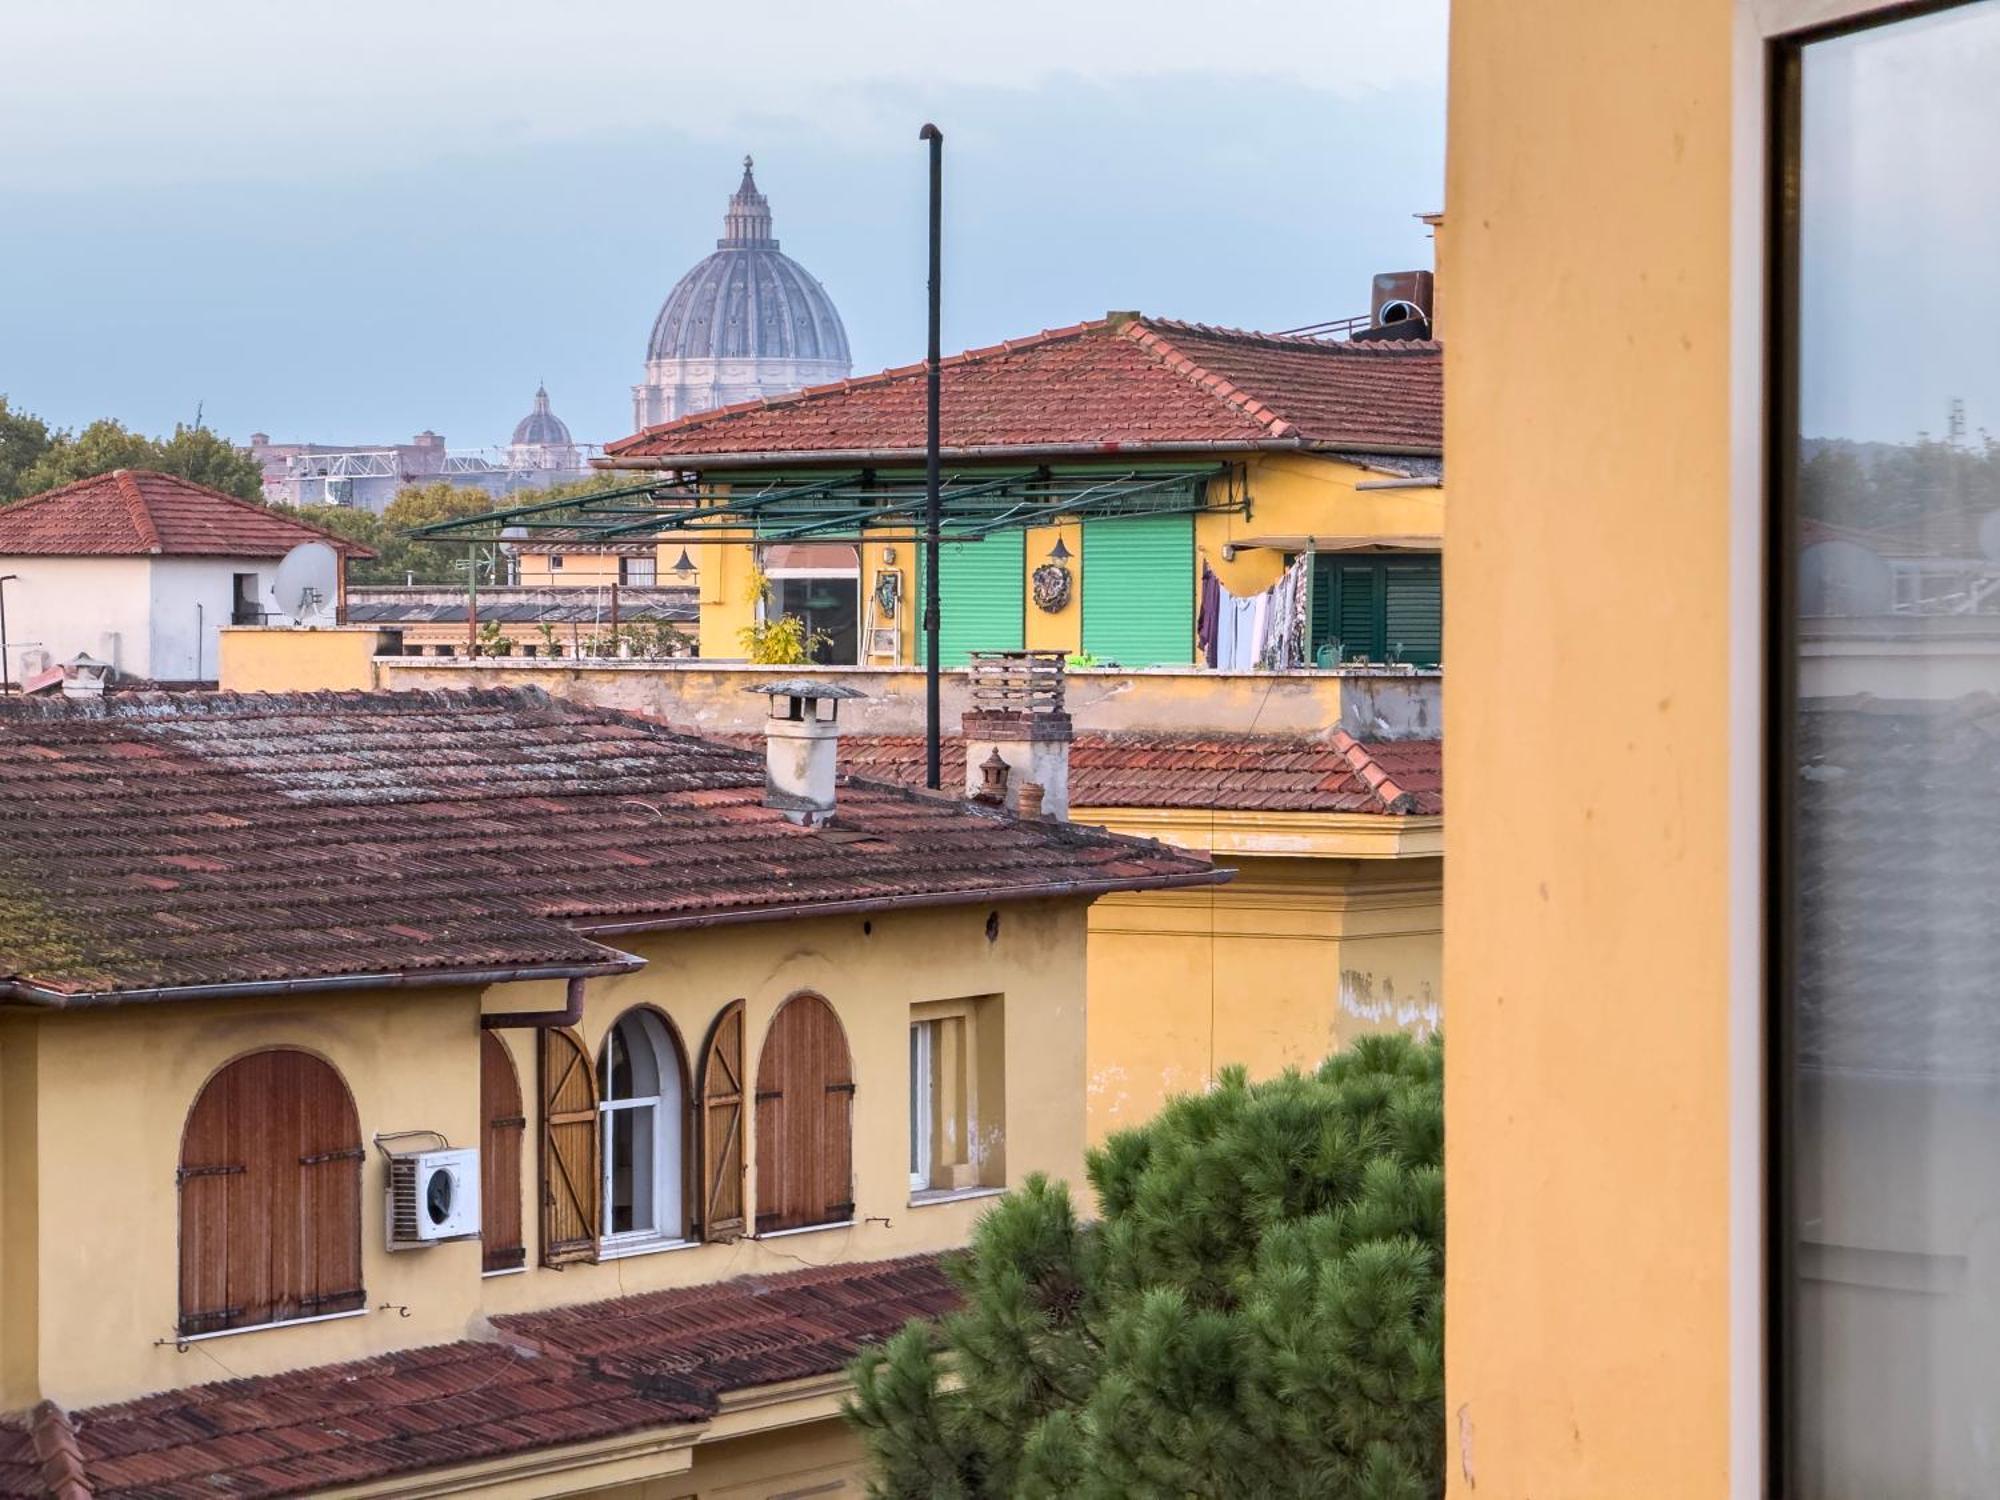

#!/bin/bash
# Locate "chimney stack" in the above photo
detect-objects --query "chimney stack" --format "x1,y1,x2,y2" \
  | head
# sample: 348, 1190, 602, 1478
745, 678, 866, 825
962, 650, 1071, 819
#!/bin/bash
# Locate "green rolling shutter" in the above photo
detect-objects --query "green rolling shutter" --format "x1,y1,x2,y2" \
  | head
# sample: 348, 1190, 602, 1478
919, 533, 1025, 667
1081, 515, 1195, 666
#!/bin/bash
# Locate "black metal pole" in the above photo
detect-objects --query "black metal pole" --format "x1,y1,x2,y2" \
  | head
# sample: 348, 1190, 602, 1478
920, 123, 944, 790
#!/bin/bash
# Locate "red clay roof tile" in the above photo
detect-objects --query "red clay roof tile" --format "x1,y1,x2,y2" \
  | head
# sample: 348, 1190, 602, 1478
831, 731, 1442, 816
0, 471, 376, 560
4, 1256, 957, 1498
0, 689, 1220, 1000
606, 317, 1441, 462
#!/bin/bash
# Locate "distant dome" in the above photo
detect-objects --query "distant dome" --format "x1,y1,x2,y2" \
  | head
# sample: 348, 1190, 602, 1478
643, 158, 851, 370
512, 384, 572, 447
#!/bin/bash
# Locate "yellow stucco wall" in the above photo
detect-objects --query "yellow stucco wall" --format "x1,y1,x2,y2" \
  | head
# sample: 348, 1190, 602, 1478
516, 551, 624, 584
1, 900, 1087, 1417
218, 625, 393, 692
675, 455, 1442, 664
1085, 854, 1441, 1140
1444, 0, 1737, 1494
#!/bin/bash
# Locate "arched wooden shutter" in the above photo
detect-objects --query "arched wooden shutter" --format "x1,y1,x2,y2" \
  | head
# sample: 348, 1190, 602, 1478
754, 994, 855, 1234
697, 1001, 747, 1242
178, 1050, 363, 1336
480, 1032, 526, 1273
538, 1026, 599, 1264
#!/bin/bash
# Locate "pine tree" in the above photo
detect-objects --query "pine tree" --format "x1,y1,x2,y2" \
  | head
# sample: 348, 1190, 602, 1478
846, 1033, 1444, 1499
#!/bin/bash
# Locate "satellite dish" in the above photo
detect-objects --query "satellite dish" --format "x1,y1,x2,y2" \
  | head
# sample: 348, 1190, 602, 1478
273, 541, 340, 625
1799, 539, 1894, 617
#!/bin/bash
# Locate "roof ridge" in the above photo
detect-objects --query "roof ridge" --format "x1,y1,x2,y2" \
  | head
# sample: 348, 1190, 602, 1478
1122, 321, 1295, 438
607, 319, 1115, 454
28, 1400, 90, 1500
1330, 729, 1419, 814
113, 470, 163, 554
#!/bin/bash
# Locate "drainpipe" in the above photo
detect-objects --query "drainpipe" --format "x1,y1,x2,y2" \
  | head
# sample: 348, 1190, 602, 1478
480, 974, 587, 1030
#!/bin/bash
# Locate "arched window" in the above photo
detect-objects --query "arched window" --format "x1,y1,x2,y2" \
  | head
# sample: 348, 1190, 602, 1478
755, 994, 855, 1234
480, 1032, 526, 1273
597, 1008, 689, 1247
177, 1049, 363, 1336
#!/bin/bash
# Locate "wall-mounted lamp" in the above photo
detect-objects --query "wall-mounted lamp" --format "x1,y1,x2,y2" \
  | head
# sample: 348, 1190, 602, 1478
880, 546, 897, 565
1220, 543, 1238, 563
1046, 536, 1072, 563
671, 548, 696, 577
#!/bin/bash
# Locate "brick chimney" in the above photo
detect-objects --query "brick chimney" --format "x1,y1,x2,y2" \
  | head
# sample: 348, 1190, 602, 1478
745, 678, 866, 825
962, 650, 1071, 819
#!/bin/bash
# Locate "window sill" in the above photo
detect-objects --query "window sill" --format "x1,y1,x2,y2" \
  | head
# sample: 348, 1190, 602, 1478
754, 1220, 856, 1241
596, 1235, 698, 1262
909, 1186, 1006, 1209
481, 1265, 529, 1279
176, 1306, 367, 1345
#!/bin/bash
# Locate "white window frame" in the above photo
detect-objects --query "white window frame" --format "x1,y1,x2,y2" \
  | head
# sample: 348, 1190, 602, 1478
909, 1019, 936, 1194
1731, 4, 1938, 1494
597, 1009, 686, 1252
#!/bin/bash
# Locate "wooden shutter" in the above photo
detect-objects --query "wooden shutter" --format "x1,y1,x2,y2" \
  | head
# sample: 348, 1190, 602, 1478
178, 1050, 362, 1336
918, 532, 1026, 667
480, 1032, 526, 1273
1081, 514, 1196, 666
697, 1000, 748, 1242
754, 994, 855, 1234
538, 1026, 599, 1264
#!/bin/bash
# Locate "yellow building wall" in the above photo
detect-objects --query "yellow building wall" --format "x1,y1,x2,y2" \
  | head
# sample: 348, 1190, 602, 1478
1443, 1, 1737, 1495
517, 550, 623, 584
680, 455, 1442, 664
1085, 855, 1441, 1139
1022, 522, 1081, 655
217, 625, 392, 691
1, 900, 1088, 1415
589, 1414, 868, 1499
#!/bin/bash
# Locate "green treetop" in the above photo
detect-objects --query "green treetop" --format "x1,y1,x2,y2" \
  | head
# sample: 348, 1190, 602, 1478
846, 1031, 1445, 1500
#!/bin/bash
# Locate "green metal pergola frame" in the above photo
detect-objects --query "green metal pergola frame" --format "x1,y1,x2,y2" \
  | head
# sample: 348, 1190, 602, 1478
407, 464, 1244, 546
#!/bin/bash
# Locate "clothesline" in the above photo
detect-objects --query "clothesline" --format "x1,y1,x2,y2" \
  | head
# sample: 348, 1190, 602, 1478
1197, 555, 1311, 670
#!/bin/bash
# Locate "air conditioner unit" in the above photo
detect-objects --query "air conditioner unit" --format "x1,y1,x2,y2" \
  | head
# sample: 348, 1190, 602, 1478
385, 1147, 480, 1249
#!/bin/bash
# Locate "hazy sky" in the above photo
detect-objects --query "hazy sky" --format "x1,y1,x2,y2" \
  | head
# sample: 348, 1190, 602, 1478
1, 1, 1448, 451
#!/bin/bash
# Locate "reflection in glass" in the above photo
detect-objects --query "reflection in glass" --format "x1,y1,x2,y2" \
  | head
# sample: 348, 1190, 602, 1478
1789, 4, 2000, 1493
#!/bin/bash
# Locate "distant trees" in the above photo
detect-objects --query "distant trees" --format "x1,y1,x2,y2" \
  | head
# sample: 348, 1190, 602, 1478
0, 402, 267, 505
845, 1033, 1446, 1500
1800, 432, 2000, 549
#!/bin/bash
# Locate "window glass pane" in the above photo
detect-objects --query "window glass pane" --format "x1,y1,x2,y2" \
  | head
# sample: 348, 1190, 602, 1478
606, 1102, 656, 1236
1787, 5, 2000, 1494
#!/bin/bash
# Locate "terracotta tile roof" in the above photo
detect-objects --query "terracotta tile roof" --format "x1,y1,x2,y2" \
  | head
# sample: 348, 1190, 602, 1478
0, 689, 1220, 1001
832, 730, 1443, 815
4, 1256, 956, 1499
0, 470, 376, 560
606, 317, 1441, 462
496, 1253, 959, 1396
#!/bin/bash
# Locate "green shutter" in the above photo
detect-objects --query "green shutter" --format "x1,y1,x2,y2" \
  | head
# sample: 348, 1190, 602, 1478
918, 533, 1025, 667
1382, 556, 1442, 666
1308, 553, 1441, 665
1081, 515, 1195, 666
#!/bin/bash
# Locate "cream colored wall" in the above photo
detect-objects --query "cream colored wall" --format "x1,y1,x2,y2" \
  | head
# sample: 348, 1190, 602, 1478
1084, 856, 1441, 1140
4, 901, 1087, 1413
479, 900, 1086, 1320
218, 625, 393, 692
14, 986, 487, 1410
518, 551, 623, 584
1444, 0, 1738, 1493
589, 1413, 867, 1499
